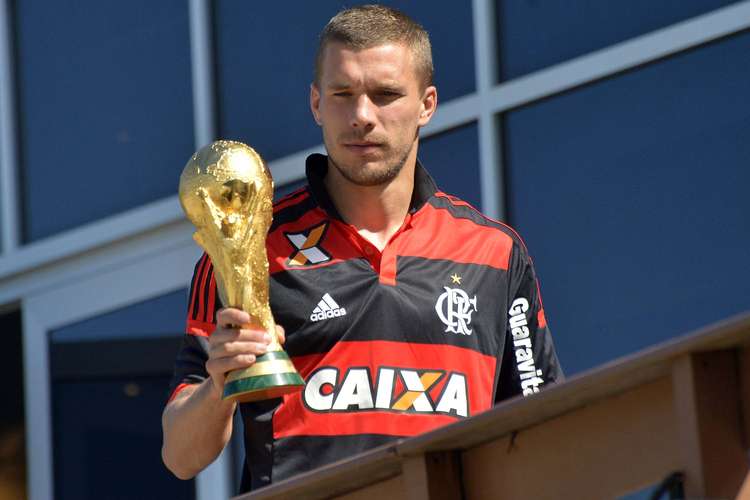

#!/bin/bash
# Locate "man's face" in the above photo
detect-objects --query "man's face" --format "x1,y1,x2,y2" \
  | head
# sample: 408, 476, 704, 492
310, 42, 437, 186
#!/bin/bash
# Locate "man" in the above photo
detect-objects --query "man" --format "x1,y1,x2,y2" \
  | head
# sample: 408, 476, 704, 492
162, 4, 562, 492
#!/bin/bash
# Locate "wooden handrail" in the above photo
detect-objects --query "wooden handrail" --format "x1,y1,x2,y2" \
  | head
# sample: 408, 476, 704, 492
238, 311, 750, 500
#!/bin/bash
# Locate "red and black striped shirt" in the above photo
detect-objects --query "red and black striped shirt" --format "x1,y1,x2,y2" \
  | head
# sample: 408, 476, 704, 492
169, 154, 563, 492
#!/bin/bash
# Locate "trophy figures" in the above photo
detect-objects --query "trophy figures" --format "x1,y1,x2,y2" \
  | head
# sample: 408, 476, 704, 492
178, 140, 304, 402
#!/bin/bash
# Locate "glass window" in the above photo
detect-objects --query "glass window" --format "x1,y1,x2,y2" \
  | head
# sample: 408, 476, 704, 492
15, 0, 194, 242
420, 123, 481, 209
51, 289, 187, 343
503, 32, 750, 374
496, 0, 741, 81
52, 375, 195, 500
49, 289, 194, 499
214, 1, 475, 162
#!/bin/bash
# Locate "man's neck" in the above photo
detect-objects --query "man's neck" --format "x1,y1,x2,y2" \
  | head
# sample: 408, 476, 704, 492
324, 155, 416, 251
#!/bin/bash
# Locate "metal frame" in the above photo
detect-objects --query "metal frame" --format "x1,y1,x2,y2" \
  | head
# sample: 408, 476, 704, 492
0, 0, 19, 253
472, 0, 504, 220
484, 1, 750, 114
189, 0, 217, 149
3, 1, 749, 498
188, 1, 233, 498
22, 235, 202, 500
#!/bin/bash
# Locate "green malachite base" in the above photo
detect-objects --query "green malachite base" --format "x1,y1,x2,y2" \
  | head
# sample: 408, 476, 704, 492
250, 350, 291, 362
223, 352, 305, 403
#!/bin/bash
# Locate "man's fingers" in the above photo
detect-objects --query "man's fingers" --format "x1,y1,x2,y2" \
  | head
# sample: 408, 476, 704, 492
210, 326, 270, 346
206, 355, 256, 379
212, 310, 286, 347
212, 341, 268, 358
216, 307, 251, 327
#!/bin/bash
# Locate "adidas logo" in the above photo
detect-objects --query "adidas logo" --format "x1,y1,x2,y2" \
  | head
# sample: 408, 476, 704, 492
310, 293, 347, 322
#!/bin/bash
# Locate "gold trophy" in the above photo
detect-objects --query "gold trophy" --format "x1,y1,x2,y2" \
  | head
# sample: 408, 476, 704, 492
178, 140, 305, 402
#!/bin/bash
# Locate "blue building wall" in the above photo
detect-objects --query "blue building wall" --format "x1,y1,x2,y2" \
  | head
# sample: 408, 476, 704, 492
10, 0, 750, 414
504, 31, 750, 373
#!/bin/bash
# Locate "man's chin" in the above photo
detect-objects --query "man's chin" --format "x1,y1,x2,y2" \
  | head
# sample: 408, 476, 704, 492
330, 159, 402, 187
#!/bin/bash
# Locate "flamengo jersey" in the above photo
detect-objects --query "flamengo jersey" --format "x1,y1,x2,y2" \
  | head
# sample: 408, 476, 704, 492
168, 154, 563, 492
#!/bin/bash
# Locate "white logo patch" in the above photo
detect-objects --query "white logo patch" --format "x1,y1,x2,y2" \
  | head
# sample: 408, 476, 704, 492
435, 287, 478, 335
285, 222, 330, 266
310, 293, 347, 322
303, 366, 469, 417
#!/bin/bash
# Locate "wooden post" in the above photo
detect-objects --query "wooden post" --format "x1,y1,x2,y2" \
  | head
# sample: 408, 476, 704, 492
402, 452, 463, 500
671, 350, 748, 498
740, 344, 750, 452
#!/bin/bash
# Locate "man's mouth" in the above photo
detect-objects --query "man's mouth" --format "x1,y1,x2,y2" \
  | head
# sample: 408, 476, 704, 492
343, 141, 384, 154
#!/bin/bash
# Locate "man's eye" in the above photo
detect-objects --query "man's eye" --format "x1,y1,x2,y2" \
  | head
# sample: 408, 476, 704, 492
333, 91, 352, 97
375, 91, 403, 101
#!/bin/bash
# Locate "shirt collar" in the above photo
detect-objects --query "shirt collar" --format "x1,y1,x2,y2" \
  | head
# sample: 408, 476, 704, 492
304, 153, 438, 221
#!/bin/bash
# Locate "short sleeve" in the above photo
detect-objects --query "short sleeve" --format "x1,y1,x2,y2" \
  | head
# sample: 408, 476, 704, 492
495, 243, 563, 403
185, 253, 221, 336
167, 253, 223, 402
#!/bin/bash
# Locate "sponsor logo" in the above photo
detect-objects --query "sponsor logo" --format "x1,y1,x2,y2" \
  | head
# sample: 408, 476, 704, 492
310, 293, 347, 322
303, 366, 469, 418
508, 297, 544, 396
285, 222, 331, 266
435, 286, 478, 335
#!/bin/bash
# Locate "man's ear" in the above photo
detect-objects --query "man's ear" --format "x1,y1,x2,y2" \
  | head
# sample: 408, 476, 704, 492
310, 83, 322, 125
417, 85, 438, 127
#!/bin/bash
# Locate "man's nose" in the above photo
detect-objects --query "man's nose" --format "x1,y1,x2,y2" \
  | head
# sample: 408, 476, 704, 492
351, 94, 375, 129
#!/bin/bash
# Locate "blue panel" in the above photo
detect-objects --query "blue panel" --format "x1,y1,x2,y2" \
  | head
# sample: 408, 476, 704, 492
496, 0, 740, 81
53, 376, 195, 500
419, 123, 481, 209
51, 289, 188, 343
15, 1, 194, 242
215, 1, 475, 162
504, 33, 750, 374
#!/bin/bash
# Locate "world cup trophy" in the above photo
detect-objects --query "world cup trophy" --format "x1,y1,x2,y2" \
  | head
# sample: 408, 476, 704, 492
178, 140, 305, 402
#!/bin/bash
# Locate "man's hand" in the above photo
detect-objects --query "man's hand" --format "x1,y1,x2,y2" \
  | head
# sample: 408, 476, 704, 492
162, 309, 286, 479
206, 308, 286, 396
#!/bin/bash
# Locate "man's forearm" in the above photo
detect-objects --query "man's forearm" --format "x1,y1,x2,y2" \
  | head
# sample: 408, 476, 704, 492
161, 378, 236, 479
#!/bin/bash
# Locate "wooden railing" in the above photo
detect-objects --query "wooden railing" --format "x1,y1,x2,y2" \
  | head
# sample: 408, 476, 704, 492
238, 312, 750, 500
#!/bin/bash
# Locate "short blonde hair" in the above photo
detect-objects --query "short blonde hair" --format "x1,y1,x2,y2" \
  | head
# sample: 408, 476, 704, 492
314, 5, 434, 90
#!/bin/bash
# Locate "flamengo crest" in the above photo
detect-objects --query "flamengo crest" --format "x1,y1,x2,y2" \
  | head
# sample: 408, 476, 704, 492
435, 286, 478, 335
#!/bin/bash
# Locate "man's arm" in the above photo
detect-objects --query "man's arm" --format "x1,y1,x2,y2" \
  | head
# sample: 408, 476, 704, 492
161, 308, 277, 479
495, 243, 563, 403
161, 378, 236, 479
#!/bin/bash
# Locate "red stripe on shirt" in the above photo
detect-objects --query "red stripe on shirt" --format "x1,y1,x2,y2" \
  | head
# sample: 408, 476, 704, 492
196, 258, 212, 323
401, 202, 513, 271
168, 383, 192, 403
186, 319, 215, 337
377, 215, 414, 286
207, 270, 217, 324
435, 192, 531, 254
273, 340, 496, 439
538, 308, 547, 329
274, 189, 310, 213
188, 254, 209, 320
